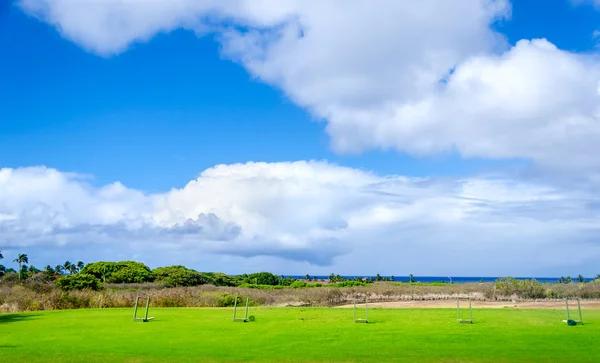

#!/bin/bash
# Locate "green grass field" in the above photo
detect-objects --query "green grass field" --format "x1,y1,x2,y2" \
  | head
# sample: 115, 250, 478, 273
1, 307, 598, 362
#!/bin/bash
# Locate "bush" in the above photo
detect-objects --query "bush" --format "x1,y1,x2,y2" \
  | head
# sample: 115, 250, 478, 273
81, 261, 154, 284
245, 272, 279, 286
56, 273, 103, 291
238, 283, 284, 290
331, 281, 368, 288
493, 277, 545, 299
205, 272, 240, 287
215, 293, 256, 307
279, 276, 297, 286
153, 266, 213, 287
290, 281, 308, 288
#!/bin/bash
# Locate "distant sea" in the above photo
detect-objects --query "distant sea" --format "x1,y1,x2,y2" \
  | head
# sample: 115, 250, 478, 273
286, 276, 574, 284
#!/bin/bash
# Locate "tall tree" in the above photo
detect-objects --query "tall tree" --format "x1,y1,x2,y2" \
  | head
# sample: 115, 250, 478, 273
68, 264, 77, 275
63, 261, 72, 275
13, 254, 28, 280
76, 261, 85, 273
54, 265, 64, 275
0, 250, 3, 259
44, 265, 54, 278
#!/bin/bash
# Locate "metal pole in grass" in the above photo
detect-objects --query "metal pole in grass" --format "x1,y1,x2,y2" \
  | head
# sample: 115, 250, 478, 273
456, 299, 460, 321
233, 296, 238, 322
566, 299, 570, 321
133, 297, 140, 321
578, 299, 583, 324
144, 297, 151, 321
245, 297, 249, 321
354, 298, 356, 322
469, 299, 472, 322
366, 297, 369, 322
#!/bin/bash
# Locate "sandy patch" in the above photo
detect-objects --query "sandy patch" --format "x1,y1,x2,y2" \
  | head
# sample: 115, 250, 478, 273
336, 300, 600, 309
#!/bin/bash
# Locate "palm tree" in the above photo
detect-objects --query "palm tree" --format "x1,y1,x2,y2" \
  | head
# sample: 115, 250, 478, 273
0, 264, 5, 278
76, 261, 84, 273
44, 265, 54, 278
0, 250, 3, 259
68, 264, 77, 275
13, 254, 28, 280
63, 261, 72, 275
54, 265, 64, 275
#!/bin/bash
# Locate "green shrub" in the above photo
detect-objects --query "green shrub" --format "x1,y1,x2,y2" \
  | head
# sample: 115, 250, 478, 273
205, 272, 240, 287
494, 277, 545, 299
81, 261, 154, 283
216, 293, 257, 307
392, 282, 448, 287
238, 283, 284, 290
56, 273, 103, 291
279, 276, 297, 286
246, 272, 279, 286
331, 281, 368, 287
152, 266, 213, 287
290, 281, 308, 288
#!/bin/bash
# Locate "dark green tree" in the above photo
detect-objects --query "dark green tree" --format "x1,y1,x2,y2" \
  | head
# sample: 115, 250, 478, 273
409, 274, 415, 283
56, 273, 103, 291
152, 265, 213, 287
246, 272, 279, 286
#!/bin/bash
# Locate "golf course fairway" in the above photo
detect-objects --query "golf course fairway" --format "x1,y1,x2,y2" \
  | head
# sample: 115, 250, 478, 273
1, 307, 598, 362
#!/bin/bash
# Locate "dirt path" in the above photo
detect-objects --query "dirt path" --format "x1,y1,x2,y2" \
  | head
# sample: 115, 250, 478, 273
336, 300, 600, 309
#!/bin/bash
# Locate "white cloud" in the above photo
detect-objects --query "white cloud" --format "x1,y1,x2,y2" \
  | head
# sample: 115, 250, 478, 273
1, 163, 600, 275
17, 0, 600, 171
10, 1, 600, 275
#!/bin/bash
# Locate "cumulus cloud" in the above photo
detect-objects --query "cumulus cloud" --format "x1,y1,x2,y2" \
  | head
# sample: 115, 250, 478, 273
1, 163, 600, 275
10, 1, 600, 274
16, 0, 600, 172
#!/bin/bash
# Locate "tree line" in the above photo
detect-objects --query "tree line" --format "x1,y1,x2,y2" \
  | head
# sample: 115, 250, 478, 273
1, 252, 598, 290
0, 251, 84, 280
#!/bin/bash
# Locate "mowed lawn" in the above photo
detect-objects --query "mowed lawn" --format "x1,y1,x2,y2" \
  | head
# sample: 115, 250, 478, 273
1, 307, 599, 362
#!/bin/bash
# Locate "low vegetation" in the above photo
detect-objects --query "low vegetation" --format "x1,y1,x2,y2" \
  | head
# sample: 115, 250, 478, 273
1, 252, 600, 312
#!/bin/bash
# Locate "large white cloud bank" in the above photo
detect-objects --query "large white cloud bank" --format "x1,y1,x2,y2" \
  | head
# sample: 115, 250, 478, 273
16, 0, 600, 170
2, 163, 600, 275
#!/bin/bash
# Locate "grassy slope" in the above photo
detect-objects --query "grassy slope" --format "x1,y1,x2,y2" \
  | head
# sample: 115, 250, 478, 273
1, 307, 598, 363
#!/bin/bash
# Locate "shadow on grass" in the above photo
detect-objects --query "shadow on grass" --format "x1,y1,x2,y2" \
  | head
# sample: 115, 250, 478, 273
0, 313, 40, 324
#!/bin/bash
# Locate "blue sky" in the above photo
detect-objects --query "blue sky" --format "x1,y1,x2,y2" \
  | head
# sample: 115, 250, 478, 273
2, 0, 600, 276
